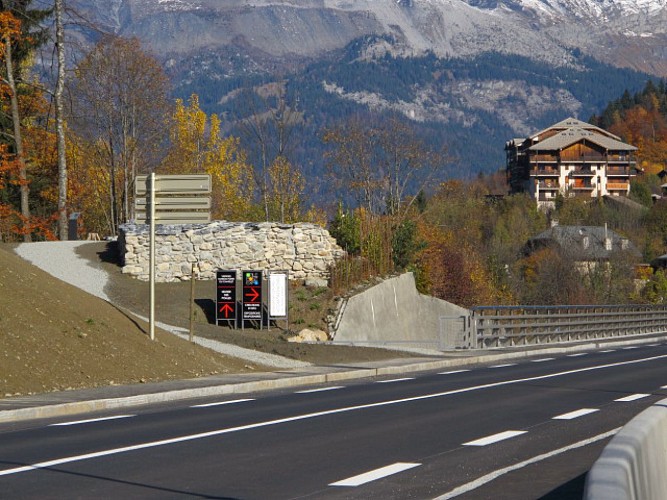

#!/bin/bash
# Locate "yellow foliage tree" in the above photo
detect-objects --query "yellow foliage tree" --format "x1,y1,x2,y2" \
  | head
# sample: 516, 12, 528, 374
267, 155, 304, 223
165, 95, 254, 221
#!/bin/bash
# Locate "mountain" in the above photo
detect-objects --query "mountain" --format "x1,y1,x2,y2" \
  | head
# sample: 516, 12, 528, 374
66, 0, 664, 187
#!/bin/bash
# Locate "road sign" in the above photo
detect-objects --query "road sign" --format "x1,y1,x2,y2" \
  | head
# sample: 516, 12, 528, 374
216, 270, 237, 326
269, 272, 288, 318
134, 174, 211, 225
242, 270, 263, 323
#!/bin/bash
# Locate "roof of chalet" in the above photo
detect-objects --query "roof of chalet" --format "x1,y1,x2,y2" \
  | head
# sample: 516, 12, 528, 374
530, 117, 622, 142
527, 127, 637, 152
525, 225, 640, 261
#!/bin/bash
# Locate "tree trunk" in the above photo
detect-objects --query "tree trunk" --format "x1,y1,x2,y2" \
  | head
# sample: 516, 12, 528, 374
55, 0, 68, 240
4, 36, 31, 242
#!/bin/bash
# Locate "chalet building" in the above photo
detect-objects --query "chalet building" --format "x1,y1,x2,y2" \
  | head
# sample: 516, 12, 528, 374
506, 118, 638, 209
523, 225, 640, 274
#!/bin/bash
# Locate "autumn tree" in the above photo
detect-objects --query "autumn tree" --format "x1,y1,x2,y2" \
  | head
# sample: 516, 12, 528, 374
267, 154, 304, 223
0, 2, 55, 241
165, 94, 255, 221
238, 84, 302, 221
0, 1, 50, 241
68, 35, 171, 235
323, 114, 448, 218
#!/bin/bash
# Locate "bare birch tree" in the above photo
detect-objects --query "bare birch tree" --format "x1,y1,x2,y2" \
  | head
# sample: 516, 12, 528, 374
54, 0, 67, 239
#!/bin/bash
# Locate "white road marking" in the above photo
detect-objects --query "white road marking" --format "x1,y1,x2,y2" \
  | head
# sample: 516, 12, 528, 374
438, 369, 471, 375
191, 399, 255, 408
489, 364, 516, 369
622, 346, 639, 350
295, 387, 344, 394
553, 408, 599, 420
599, 350, 616, 353
329, 462, 420, 487
49, 415, 135, 427
647, 344, 660, 347
463, 430, 527, 447
614, 393, 650, 402
661, 385, 667, 389
435, 428, 620, 499
376, 378, 415, 384
3, 353, 667, 477
531, 358, 555, 363
567, 353, 587, 357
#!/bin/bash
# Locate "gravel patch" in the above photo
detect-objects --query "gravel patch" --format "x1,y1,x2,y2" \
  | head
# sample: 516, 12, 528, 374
15, 241, 110, 300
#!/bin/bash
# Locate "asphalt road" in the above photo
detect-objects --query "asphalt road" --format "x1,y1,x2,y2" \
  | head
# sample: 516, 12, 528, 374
2, 343, 667, 499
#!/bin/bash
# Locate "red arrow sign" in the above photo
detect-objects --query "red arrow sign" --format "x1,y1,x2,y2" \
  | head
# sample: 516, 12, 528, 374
244, 287, 260, 302
219, 303, 234, 318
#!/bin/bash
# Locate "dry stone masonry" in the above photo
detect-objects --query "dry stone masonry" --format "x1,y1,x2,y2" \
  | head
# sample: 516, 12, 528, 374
118, 221, 345, 283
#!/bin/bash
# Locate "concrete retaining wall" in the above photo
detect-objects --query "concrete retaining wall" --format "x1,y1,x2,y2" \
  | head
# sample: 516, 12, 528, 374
332, 273, 469, 348
584, 398, 667, 499
118, 221, 345, 283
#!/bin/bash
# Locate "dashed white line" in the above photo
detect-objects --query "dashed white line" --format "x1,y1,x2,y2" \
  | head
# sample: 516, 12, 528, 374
295, 387, 344, 394
463, 430, 527, 447
489, 364, 517, 369
531, 358, 555, 363
329, 462, 421, 487
553, 408, 599, 420
191, 399, 254, 408
599, 350, 616, 353
615, 394, 650, 402
438, 369, 471, 375
567, 353, 588, 357
435, 429, 620, 500
661, 385, 667, 389
376, 378, 415, 384
622, 346, 639, 350
647, 344, 660, 347
49, 415, 135, 427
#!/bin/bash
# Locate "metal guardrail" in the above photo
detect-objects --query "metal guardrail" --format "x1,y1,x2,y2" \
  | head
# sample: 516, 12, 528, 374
469, 304, 667, 349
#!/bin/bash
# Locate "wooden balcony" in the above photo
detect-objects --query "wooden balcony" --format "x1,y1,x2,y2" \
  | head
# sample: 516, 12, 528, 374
572, 179, 594, 190
531, 154, 558, 162
570, 168, 595, 177
531, 167, 560, 176
607, 182, 629, 190
537, 181, 559, 190
606, 167, 631, 176
561, 154, 605, 163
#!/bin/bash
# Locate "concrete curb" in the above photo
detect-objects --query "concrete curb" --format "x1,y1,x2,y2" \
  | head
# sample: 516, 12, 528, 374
2, 333, 666, 424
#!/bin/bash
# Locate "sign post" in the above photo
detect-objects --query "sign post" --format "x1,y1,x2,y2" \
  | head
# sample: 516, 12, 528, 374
149, 172, 156, 341
216, 270, 237, 327
242, 270, 263, 329
138, 173, 211, 341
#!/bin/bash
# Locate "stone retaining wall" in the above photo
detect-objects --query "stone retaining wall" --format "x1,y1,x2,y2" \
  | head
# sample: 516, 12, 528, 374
118, 222, 345, 283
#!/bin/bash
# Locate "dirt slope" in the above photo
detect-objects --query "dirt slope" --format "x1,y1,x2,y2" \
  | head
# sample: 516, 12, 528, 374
0, 245, 255, 397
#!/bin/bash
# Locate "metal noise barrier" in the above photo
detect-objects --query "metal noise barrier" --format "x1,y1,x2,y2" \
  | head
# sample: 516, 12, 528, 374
468, 304, 667, 348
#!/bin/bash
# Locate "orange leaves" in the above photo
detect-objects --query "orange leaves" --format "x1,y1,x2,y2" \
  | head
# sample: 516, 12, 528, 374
0, 12, 21, 57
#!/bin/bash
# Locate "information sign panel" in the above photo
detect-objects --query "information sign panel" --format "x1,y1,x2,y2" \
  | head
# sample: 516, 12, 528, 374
269, 272, 288, 318
242, 270, 263, 322
216, 270, 237, 325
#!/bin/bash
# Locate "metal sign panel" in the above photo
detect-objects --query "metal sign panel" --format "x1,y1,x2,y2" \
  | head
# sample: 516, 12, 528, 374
134, 174, 212, 225
269, 272, 288, 318
135, 197, 211, 209
135, 174, 211, 195
216, 270, 237, 326
135, 211, 211, 225
242, 270, 263, 322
